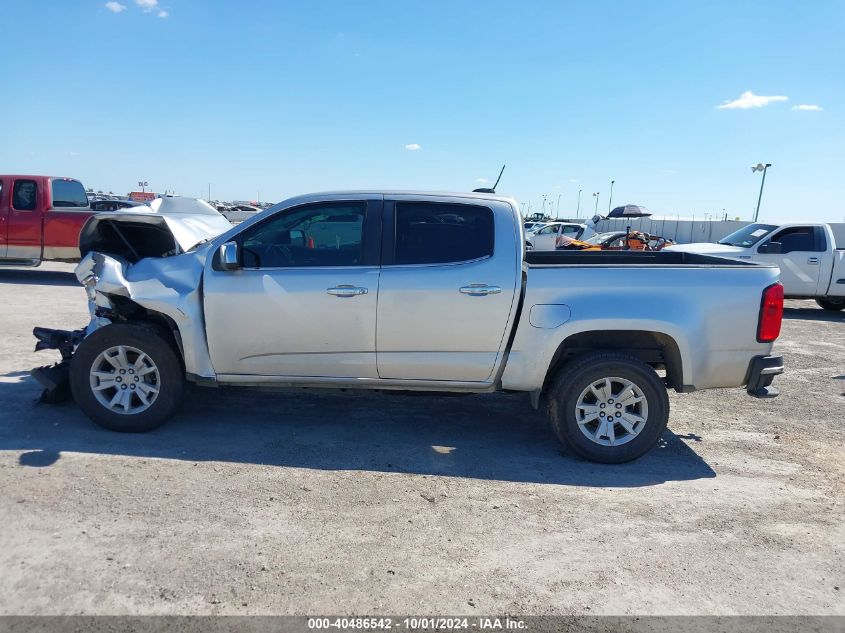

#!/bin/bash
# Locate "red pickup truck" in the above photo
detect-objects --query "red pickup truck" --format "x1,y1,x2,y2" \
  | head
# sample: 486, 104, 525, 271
0, 175, 92, 265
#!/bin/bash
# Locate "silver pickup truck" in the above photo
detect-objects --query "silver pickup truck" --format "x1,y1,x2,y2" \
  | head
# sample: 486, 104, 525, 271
32, 191, 785, 463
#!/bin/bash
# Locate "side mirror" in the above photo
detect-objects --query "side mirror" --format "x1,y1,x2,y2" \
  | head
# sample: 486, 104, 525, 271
759, 241, 782, 254
218, 241, 241, 270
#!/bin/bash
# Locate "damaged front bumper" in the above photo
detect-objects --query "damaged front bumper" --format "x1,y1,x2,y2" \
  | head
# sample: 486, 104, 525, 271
30, 327, 86, 402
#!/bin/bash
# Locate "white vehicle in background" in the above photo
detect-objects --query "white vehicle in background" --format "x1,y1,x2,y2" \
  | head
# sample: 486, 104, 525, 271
668, 222, 845, 311
523, 221, 546, 232
526, 222, 595, 251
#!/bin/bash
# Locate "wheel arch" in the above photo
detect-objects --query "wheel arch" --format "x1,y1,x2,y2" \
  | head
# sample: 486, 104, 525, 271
544, 329, 684, 393
97, 296, 185, 369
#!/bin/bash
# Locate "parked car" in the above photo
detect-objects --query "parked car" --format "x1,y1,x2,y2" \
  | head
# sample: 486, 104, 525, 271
32, 191, 784, 464
523, 221, 547, 232
668, 223, 845, 311
0, 175, 91, 264
526, 221, 595, 251
561, 230, 676, 251
90, 199, 143, 212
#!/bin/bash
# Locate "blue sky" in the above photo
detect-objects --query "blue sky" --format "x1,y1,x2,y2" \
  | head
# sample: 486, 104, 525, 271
1, 1, 843, 222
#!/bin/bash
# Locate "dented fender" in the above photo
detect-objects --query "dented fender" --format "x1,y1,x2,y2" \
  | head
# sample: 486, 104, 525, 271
75, 247, 217, 379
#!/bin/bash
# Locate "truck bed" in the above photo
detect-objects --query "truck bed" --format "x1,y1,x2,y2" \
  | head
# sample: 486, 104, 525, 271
525, 250, 763, 267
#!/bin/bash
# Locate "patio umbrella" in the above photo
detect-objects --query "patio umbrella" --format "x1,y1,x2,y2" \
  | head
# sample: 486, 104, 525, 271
608, 204, 652, 218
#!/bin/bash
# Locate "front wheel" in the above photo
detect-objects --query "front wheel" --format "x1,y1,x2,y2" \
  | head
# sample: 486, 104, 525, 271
69, 323, 184, 432
816, 297, 845, 312
547, 352, 670, 464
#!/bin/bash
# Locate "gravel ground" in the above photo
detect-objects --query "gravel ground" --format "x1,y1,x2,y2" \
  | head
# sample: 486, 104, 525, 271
0, 263, 842, 616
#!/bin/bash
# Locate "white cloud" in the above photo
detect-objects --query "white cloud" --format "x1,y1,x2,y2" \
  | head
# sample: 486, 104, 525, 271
404, 143, 421, 151
569, 178, 580, 183
158, 9, 169, 17
717, 91, 788, 109
69, 151, 80, 156
136, 0, 158, 11
660, 169, 676, 174
792, 104, 822, 111
475, 178, 488, 183
104, 1, 127, 12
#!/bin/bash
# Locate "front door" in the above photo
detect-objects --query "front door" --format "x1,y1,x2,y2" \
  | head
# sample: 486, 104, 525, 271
0, 179, 7, 258
6, 178, 42, 260
376, 197, 519, 382
531, 223, 559, 250
756, 226, 825, 296
203, 197, 382, 378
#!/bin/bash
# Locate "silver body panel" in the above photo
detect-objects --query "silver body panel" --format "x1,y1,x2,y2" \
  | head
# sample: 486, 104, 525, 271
501, 263, 780, 392
75, 190, 779, 394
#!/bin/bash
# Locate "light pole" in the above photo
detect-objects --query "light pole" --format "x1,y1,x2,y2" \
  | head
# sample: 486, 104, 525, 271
593, 192, 600, 215
751, 163, 771, 222
576, 189, 582, 218
608, 180, 615, 212
556, 193, 561, 218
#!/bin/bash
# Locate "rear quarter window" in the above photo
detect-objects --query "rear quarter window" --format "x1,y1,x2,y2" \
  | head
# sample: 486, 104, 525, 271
51, 179, 89, 208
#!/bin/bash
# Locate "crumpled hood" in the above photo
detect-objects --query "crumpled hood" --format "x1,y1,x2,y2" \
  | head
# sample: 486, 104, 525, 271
664, 242, 748, 257
79, 206, 232, 262
157, 212, 232, 251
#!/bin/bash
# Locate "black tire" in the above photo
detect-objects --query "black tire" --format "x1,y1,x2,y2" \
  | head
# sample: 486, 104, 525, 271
547, 352, 669, 464
69, 323, 184, 432
815, 297, 845, 312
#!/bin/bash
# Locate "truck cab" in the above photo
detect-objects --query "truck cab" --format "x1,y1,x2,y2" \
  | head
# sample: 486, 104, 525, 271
668, 223, 845, 310
0, 175, 91, 265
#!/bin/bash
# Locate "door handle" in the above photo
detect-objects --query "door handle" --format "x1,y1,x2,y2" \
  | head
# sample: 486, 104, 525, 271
327, 285, 368, 297
459, 284, 502, 296
807, 257, 820, 265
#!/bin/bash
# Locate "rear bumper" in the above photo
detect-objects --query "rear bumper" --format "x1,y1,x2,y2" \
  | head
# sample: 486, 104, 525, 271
745, 354, 784, 398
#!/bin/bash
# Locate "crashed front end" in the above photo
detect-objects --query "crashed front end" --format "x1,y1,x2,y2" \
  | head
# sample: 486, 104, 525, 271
31, 207, 230, 400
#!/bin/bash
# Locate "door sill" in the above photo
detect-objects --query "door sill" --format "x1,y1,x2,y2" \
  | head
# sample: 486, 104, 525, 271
214, 374, 497, 393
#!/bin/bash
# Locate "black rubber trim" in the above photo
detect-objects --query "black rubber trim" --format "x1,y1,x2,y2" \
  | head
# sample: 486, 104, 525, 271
745, 354, 784, 394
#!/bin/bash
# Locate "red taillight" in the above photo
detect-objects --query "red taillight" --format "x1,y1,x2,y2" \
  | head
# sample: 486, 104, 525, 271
757, 283, 784, 342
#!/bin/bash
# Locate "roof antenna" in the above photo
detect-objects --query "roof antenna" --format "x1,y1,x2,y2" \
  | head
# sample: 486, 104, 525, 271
473, 164, 506, 194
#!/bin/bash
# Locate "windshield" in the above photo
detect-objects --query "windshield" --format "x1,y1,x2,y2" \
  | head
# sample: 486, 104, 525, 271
718, 223, 778, 247
584, 231, 621, 245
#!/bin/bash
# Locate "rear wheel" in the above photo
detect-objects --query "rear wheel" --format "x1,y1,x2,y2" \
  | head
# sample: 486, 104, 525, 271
547, 352, 669, 463
70, 323, 184, 432
816, 297, 845, 312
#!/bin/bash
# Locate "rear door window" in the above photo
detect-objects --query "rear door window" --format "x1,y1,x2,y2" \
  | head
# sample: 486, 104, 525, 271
394, 202, 494, 265
12, 179, 37, 211
51, 179, 90, 208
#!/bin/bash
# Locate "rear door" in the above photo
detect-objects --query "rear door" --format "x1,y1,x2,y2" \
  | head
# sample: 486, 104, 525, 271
376, 196, 520, 382
554, 223, 583, 248
755, 225, 826, 296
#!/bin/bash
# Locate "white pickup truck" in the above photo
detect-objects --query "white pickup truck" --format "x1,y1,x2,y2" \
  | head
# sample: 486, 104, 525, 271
32, 191, 785, 464
668, 223, 845, 311
525, 222, 595, 251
